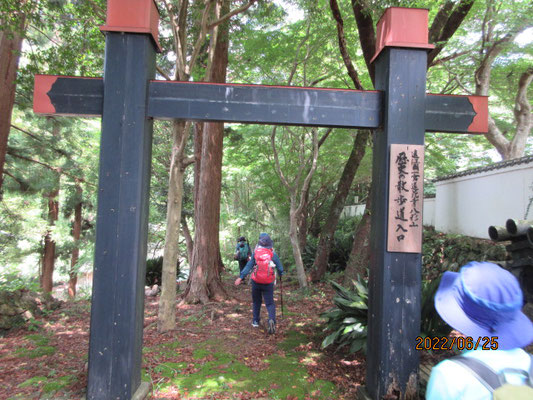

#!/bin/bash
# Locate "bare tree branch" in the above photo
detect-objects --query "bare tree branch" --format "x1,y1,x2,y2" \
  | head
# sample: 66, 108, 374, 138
156, 65, 172, 81
205, 0, 222, 80
429, 50, 469, 68
161, 0, 186, 79
330, 0, 364, 90
428, 1, 455, 44
10, 124, 42, 142
318, 128, 332, 148
509, 68, 533, 157
3, 170, 30, 191
177, 0, 189, 73
207, 0, 256, 29
271, 126, 291, 191
350, 0, 375, 86
86, 0, 106, 21
188, 0, 213, 78
427, 0, 475, 66
296, 127, 320, 216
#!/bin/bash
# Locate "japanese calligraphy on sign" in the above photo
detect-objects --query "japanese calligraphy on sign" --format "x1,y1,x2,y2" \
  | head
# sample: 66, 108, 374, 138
387, 144, 424, 253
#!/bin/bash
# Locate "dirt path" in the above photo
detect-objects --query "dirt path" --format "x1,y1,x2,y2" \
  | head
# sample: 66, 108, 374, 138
0, 276, 366, 399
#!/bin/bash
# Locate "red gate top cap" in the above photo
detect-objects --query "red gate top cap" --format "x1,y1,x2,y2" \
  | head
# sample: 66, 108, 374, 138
371, 7, 435, 63
100, 0, 162, 52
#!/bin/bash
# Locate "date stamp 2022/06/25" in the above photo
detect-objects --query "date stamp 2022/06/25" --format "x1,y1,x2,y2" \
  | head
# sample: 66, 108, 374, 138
415, 336, 499, 351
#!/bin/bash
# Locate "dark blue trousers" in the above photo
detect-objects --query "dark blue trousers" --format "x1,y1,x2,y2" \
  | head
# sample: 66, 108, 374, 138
251, 280, 276, 324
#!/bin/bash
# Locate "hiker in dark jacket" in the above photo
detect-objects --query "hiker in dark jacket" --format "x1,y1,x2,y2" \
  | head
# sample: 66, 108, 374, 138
235, 233, 283, 334
234, 236, 251, 274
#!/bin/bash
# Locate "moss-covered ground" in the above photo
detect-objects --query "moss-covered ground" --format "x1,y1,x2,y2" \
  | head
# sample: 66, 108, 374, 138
1, 277, 367, 399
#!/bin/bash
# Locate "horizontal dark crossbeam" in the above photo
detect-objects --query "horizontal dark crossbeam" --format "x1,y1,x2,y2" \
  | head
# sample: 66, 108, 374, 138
148, 81, 380, 128
34, 75, 487, 133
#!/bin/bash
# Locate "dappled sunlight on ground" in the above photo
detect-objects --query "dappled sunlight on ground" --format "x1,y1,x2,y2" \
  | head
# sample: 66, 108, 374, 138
1, 275, 371, 399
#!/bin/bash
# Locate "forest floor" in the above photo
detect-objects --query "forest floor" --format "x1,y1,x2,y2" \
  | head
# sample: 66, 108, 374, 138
0, 274, 447, 400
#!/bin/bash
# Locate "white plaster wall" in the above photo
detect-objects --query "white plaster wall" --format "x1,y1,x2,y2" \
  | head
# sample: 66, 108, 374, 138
434, 162, 533, 238
423, 197, 435, 227
341, 204, 367, 218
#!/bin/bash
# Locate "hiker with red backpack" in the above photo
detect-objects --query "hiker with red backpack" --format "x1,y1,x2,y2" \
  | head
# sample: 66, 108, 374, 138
234, 233, 284, 334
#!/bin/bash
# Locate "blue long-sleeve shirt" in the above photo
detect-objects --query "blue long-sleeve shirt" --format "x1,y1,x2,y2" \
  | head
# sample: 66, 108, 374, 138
239, 248, 283, 280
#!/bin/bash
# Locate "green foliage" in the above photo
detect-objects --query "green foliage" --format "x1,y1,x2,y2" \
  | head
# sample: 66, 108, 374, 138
145, 256, 186, 287
302, 216, 361, 272
321, 272, 451, 354
321, 227, 507, 355
320, 277, 368, 354
422, 226, 508, 281
0, 268, 40, 292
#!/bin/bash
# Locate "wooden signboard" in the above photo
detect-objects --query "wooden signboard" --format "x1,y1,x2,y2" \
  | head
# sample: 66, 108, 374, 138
387, 144, 424, 253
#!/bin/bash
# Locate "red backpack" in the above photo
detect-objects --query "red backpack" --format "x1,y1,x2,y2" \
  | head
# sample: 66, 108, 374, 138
251, 247, 275, 284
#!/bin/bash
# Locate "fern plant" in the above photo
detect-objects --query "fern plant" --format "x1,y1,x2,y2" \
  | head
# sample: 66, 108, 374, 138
321, 275, 450, 354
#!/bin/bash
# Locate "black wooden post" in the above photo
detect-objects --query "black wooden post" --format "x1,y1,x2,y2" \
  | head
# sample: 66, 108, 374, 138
86, 2, 159, 399
366, 9, 433, 399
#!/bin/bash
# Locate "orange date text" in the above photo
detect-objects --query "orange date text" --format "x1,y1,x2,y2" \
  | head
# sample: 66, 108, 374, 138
415, 336, 498, 351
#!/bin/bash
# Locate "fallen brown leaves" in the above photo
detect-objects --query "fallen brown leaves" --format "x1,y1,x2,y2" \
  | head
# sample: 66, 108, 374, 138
0, 276, 436, 399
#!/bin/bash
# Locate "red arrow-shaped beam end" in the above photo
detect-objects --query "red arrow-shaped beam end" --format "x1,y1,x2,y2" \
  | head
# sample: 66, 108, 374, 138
33, 75, 58, 115
467, 96, 488, 133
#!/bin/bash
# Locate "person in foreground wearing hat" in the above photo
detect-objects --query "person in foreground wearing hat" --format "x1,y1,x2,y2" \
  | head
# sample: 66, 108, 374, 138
234, 233, 283, 334
426, 261, 533, 399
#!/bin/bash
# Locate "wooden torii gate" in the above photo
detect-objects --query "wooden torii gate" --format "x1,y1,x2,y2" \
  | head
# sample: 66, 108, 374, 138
33, 1, 487, 399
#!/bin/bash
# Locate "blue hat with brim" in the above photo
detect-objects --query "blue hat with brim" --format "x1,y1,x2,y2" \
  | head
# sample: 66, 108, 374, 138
434, 261, 533, 350
258, 233, 273, 249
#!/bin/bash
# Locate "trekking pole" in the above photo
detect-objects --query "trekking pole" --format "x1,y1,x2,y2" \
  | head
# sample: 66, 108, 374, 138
279, 275, 284, 319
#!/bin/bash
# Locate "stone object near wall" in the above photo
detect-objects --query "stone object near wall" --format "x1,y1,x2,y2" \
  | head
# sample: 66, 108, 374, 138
0, 289, 62, 334
488, 219, 533, 304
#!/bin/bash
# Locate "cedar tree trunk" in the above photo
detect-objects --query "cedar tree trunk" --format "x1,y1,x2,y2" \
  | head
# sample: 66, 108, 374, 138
183, 0, 230, 303
0, 17, 25, 192
41, 189, 59, 293
343, 189, 372, 287
68, 185, 83, 298
311, 130, 369, 282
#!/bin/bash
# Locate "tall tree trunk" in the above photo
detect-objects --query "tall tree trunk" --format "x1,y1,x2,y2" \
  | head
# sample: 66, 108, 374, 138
0, 15, 25, 192
68, 184, 83, 298
185, 120, 227, 302
311, 130, 369, 282
343, 188, 372, 287
475, 32, 532, 160
41, 189, 59, 294
158, 121, 191, 332
289, 199, 308, 288
297, 190, 309, 252
193, 122, 203, 211
271, 125, 321, 289
183, 0, 230, 303
182, 218, 194, 266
